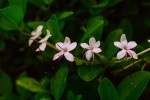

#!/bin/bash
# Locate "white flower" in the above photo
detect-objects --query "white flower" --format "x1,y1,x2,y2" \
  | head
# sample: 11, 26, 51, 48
114, 34, 138, 59
148, 39, 150, 43
80, 37, 102, 61
53, 37, 77, 62
36, 30, 52, 52
29, 25, 43, 46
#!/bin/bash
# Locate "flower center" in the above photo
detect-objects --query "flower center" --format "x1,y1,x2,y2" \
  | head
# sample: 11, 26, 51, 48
63, 48, 68, 52
123, 45, 128, 50
89, 46, 94, 50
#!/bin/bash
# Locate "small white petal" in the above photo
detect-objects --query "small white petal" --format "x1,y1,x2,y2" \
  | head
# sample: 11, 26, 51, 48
56, 43, 64, 50
39, 32, 51, 43
29, 39, 34, 46
114, 41, 123, 49
39, 42, 46, 51
89, 37, 96, 46
93, 48, 102, 53
85, 50, 92, 61
94, 41, 100, 48
148, 39, 150, 43
117, 50, 127, 59
127, 50, 138, 59
64, 52, 74, 62
68, 42, 77, 51
120, 34, 127, 45
36, 25, 43, 33
64, 37, 71, 45
127, 41, 137, 49
31, 31, 37, 36
80, 43, 89, 49
53, 51, 64, 60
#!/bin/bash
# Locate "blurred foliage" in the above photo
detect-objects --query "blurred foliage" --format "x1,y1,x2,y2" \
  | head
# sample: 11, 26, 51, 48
0, 0, 150, 100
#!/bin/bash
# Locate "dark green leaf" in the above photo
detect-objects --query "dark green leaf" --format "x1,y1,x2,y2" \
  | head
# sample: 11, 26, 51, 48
16, 77, 47, 93
58, 11, 74, 20
119, 19, 133, 40
0, 71, 13, 94
35, 93, 51, 100
80, 19, 104, 42
47, 15, 64, 42
67, 91, 75, 100
0, 40, 5, 51
50, 64, 69, 100
0, 6, 24, 30
117, 71, 150, 100
104, 29, 123, 60
78, 64, 103, 81
8, 0, 27, 14
98, 78, 119, 100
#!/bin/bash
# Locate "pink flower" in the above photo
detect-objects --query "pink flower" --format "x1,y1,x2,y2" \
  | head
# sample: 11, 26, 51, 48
53, 37, 77, 62
114, 34, 138, 59
80, 37, 102, 60
36, 30, 52, 52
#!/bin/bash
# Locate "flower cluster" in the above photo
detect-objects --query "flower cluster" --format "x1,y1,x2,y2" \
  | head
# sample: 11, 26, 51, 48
29, 25, 52, 52
29, 25, 141, 62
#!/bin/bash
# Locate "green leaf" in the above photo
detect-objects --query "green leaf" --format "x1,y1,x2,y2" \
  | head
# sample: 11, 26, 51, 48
0, 6, 24, 30
78, 64, 103, 81
47, 14, 64, 42
119, 18, 133, 40
67, 91, 75, 100
16, 72, 31, 97
104, 29, 123, 60
58, 11, 74, 20
76, 95, 82, 100
98, 78, 119, 100
35, 93, 51, 100
0, 71, 13, 94
50, 64, 69, 100
80, 19, 104, 42
117, 71, 150, 100
16, 77, 47, 93
8, 0, 27, 14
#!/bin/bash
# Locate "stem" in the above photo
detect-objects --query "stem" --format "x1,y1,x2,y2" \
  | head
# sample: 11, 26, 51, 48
113, 59, 143, 73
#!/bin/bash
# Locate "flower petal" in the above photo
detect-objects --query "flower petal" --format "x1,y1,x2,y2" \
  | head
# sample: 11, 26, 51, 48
94, 41, 100, 48
56, 42, 64, 50
120, 34, 127, 45
38, 42, 46, 51
89, 37, 96, 46
117, 50, 127, 59
85, 50, 92, 61
114, 41, 123, 49
68, 42, 77, 51
64, 37, 71, 45
93, 48, 102, 53
64, 52, 74, 62
127, 41, 137, 49
80, 43, 89, 49
127, 50, 138, 59
53, 51, 64, 60
39, 31, 51, 43
148, 39, 150, 43
36, 25, 43, 33
29, 39, 34, 46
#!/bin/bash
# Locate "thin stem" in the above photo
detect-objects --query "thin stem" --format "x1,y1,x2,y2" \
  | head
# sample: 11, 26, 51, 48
113, 59, 143, 73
